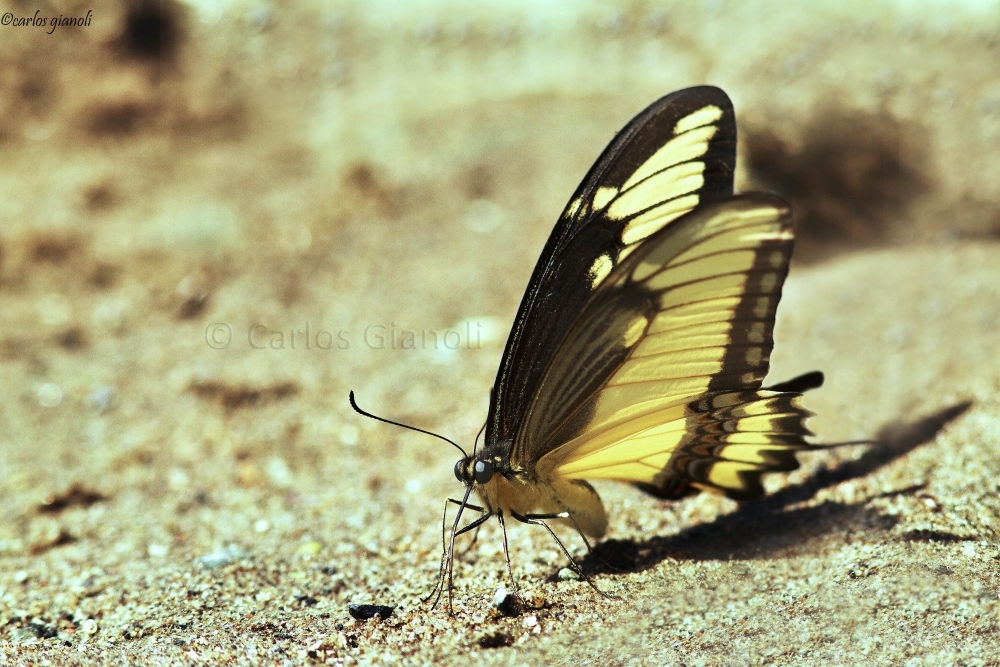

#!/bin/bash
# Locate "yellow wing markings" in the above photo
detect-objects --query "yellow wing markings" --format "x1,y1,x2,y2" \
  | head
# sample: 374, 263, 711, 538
669, 224, 786, 266
595, 106, 728, 248
648, 296, 743, 333
609, 162, 706, 221
621, 124, 719, 192
540, 404, 691, 477
567, 110, 734, 292
633, 328, 732, 358
620, 194, 701, 245
629, 214, 784, 282
623, 315, 648, 347
565, 196, 584, 218
585, 378, 717, 430
592, 186, 618, 210
674, 104, 725, 135
588, 253, 614, 288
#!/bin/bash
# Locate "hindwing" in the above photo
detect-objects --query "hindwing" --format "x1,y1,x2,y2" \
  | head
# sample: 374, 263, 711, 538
511, 194, 817, 499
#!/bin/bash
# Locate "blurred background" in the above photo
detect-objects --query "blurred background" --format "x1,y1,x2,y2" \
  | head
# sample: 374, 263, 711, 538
1, 0, 999, 658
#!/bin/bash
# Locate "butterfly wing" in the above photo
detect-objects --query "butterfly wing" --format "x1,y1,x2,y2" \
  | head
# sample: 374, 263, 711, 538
513, 193, 819, 500
487, 86, 737, 446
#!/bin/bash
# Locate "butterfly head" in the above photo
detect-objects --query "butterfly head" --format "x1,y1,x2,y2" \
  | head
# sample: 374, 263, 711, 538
454, 456, 494, 486
454, 439, 515, 489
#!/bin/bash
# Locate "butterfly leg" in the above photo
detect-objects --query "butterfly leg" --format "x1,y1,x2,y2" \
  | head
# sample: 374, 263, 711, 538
424, 498, 456, 606
510, 511, 620, 602
442, 506, 493, 614
496, 511, 538, 612
424, 497, 489, 606
447, 497, 487, 553
462, 524, 482, 555
428, 487, 480, 613
447, 497, 486, 512
558, 513, 630, 574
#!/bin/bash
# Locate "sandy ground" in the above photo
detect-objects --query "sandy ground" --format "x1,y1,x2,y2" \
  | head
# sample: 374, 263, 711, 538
1, 1, 999, 665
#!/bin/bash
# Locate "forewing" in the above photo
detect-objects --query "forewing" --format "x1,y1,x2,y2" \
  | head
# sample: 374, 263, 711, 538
487, 87, 737, 445
515, 194, 815, 499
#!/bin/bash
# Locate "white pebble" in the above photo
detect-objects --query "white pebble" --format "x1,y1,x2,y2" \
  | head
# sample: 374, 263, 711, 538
37, 383, 63, 408
493, 584, 509, 609
339, 424, 359, 446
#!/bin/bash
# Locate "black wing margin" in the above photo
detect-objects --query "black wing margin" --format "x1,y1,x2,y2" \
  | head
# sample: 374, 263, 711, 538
487, 86, 737, 446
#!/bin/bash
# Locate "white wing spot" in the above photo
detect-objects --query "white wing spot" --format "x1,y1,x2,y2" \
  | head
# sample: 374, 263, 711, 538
747, 322, 766, 344
745, 347, 763, 366
753, 297, 770, 318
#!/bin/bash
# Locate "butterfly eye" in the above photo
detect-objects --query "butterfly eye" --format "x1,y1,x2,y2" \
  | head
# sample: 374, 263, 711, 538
473, 460, 493, 484
454, 459, 466, 483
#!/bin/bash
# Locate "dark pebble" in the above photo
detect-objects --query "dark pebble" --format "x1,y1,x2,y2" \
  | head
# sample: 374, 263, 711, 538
28, 623, 58, 639
478, 631, 513, 649
348, 603, 394, 621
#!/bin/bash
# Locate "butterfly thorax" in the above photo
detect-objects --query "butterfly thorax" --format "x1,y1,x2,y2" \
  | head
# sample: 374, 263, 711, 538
453, 440, 541, 513
454, 439, 608, 538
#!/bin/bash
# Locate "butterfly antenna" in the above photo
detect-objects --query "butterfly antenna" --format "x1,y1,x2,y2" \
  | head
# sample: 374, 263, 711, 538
472, 419, 487, 456
349, 391, 467, 458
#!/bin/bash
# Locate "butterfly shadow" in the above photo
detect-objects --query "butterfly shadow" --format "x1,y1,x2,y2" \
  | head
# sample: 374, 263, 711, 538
580, 400, 973, 574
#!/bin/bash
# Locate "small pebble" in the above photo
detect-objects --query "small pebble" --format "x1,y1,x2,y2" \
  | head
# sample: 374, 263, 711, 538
558, 567, 581, 581
493, 584, 519, 616
297, 541, 322, 558
348, 603, 394, 621
478, 631, 513, 648
198, 545, 246, 569
85, 385, 115, 411
37, 383, 63, 408
339, 424, 359, 446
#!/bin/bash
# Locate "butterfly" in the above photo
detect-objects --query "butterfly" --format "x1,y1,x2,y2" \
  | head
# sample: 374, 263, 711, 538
351, 85, 826, 611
